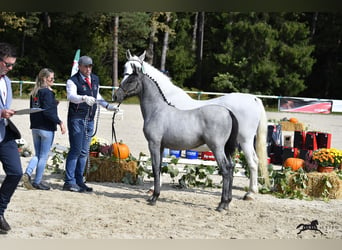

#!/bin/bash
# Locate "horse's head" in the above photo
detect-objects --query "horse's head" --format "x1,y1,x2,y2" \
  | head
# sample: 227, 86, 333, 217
122, 50, 146, 82
122, 49, 185, 106
311, 220, 319, 226
113, 64, 143, 103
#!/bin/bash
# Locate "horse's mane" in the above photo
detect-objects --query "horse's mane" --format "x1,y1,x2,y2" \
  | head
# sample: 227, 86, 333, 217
144, 72, 175, 107
127, 55, 188, 98
130, 65, 174, 107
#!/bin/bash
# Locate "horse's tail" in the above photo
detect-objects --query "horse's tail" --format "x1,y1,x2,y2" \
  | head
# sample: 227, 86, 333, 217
296, 224, 304, 229
225, 110, 239, 157
255, 97, 270, 187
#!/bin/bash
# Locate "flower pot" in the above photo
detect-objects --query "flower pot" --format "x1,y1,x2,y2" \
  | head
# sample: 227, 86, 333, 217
317, 166, 334, 173
89, 151, 99, 157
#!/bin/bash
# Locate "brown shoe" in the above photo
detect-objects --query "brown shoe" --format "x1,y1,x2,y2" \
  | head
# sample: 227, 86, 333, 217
22, 173, 35, 190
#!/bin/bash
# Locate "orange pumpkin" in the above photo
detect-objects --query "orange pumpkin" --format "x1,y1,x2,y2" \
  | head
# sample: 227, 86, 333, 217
289, 117, 298, 124
283, 157, 304, 171
112, 141, 130, 159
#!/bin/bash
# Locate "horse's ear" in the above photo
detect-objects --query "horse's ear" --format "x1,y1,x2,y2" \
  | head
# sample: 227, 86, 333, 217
139, 50, 146, 61
126, 49, 132, 59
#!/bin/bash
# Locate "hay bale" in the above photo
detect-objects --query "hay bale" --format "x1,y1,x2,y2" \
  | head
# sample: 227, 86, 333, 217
86, 157, 138, 183
288, 172, 342, 199
280, 121, 305, 131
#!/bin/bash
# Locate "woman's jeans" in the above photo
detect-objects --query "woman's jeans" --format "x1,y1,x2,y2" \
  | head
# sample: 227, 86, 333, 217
65, 118, 94, 186
25, 129, 54, 184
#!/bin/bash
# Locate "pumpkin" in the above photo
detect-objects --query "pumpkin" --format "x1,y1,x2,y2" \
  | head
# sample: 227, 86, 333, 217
112, 141, 130, 159
283, 157, 304, 171
289, 117, 298, 124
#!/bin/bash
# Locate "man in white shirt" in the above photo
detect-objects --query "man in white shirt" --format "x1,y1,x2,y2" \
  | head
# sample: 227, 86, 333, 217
63, 55, 118, 192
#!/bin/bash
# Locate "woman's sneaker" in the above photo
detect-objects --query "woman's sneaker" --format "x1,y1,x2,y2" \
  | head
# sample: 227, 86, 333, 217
22, 173, 35, 190
32, 182, 51, 190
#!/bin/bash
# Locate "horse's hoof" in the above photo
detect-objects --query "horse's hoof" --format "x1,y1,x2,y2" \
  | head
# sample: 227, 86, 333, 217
216, 207, 224, 212
147, 195, 158, 206
147, 199, 156, 206
216, 203, 229, 212
243, 193, 254, 201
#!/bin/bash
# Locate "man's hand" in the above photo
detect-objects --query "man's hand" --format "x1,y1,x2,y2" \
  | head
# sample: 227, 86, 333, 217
83, 96, 96, 106
106, 104, 119, 113
1, 109, 15, 118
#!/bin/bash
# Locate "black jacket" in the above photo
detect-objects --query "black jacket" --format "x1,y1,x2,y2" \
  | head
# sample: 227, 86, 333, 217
30, 88, 61, 131
67, 72, 99, 121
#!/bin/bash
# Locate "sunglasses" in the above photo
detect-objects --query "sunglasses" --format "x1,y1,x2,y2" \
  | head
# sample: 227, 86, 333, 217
0, 58, 15, 68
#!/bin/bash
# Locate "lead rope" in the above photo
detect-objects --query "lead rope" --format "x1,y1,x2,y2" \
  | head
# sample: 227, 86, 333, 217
84, 106, 91, 182
91, 103, 101, 137
85, 103, 100, 181
112, 103, 121, 161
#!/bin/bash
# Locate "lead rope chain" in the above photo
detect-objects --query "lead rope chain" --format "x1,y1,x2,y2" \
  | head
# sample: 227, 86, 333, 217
84, 107, 91, 182
85, 104, 100, 181
112, 103, 121, 161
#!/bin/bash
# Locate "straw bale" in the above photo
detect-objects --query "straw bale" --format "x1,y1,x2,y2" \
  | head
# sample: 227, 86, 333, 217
288, 172, 342, 199
280, 121, 305, 131
86, 157, 138, 183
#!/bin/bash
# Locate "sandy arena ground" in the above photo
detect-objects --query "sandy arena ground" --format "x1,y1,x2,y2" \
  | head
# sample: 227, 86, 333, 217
0, 98, 341, 239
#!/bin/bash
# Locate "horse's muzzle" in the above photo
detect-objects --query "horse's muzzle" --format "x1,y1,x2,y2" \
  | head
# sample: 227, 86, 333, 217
113, 88, 125, 103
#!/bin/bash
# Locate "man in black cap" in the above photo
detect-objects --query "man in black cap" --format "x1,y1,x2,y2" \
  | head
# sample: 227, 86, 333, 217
63, 55, 118, 192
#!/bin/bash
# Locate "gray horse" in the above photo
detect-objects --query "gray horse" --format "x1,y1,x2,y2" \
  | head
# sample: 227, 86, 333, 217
113, 65, 239, 211
123, 50, 270, 200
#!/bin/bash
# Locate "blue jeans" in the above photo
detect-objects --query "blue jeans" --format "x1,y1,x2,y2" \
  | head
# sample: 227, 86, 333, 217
25, 129, 55, 184
65, 118, 94, 186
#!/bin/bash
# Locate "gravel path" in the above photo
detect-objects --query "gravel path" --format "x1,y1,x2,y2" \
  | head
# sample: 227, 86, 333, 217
0, 98, 340, 239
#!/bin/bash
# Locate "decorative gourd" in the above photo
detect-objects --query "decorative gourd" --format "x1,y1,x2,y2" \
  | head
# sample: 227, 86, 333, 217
112, 140, 130, 159
289, 117, 298, 124
283, 157, 304, 171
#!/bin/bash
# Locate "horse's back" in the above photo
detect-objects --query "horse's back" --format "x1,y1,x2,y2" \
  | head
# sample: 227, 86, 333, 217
167, 91, 263, 124
145, 104, 234, 150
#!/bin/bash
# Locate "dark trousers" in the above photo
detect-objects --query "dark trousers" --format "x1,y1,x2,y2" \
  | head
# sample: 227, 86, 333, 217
0, 129, 23, 216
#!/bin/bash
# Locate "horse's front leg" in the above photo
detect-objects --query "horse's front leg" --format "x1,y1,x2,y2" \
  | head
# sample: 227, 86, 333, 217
147, 145, 163, 205
216, 155, 235, 212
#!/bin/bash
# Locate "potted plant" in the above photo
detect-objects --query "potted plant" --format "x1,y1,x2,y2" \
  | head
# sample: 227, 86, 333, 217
311, 148, 342, 172
89, 136, 101, 157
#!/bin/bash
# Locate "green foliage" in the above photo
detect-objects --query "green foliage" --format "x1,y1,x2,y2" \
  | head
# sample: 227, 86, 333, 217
47, 145, 69, 174
178, 164, 218, 188
336, 170, 342, 180
2, 12, 342, 99
321, 175, 333, 202
268, 167, 309, 200
260, 167, 338, 201
206, 12, 315, 96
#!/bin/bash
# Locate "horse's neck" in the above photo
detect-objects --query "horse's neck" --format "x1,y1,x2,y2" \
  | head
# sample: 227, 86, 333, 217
144, 62, 199, 108
139, 76, 170, 119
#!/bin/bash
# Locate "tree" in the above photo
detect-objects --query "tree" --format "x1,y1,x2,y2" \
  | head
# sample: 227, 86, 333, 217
113, 15, 119, 87
164, 12, 196, 87
160, 12, 172, 72
203, 12, 315, 96
304, 12, 342, 99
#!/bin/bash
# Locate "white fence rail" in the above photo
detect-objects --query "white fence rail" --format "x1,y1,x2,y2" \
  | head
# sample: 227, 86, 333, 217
11, 80, 342, 112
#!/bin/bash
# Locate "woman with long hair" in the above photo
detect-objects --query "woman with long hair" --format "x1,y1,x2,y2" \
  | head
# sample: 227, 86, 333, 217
22, 68, 66, 190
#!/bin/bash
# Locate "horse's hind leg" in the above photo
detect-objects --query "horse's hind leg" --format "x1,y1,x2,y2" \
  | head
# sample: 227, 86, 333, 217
239, 141, 259, 200
216, 153, 235, 212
